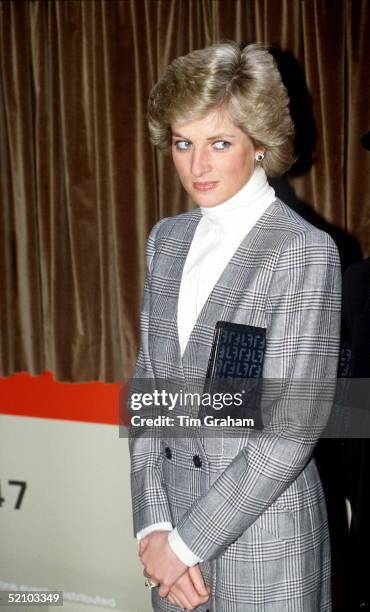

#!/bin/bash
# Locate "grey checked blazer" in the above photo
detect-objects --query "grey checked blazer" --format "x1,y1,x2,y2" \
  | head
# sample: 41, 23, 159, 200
129, 199, 342, 611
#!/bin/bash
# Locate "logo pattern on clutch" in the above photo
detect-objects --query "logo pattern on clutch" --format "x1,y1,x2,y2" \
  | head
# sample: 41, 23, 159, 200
214, 325, 266, 378
201, 321, 266, 427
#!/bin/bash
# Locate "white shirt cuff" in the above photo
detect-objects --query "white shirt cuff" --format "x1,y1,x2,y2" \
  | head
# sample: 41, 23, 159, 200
136, 522, 173, 540
168, 528, 203, 566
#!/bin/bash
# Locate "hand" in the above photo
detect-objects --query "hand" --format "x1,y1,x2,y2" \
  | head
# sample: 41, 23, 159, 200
167, 566, 211, 610
139, 531, 188, 597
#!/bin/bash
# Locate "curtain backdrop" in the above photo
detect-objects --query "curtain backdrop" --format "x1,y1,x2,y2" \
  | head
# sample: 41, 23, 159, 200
0, 0, 369, 382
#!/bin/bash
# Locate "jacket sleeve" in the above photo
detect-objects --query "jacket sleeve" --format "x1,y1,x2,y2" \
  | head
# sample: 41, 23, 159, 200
128, 219, 174, 536
174, 230, 342, 561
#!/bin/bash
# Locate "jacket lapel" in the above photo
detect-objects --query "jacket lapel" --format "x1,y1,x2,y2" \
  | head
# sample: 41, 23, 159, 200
155, 209, 202, 384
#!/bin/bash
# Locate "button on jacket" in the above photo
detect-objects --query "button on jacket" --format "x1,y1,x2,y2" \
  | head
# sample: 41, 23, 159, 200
129, 197, 342, 611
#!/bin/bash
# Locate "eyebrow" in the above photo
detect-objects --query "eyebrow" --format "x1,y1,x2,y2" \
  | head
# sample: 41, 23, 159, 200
171, 132, 237, 140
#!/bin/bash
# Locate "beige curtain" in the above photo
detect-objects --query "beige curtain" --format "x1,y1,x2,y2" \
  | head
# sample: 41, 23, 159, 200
0, 0, 369, 382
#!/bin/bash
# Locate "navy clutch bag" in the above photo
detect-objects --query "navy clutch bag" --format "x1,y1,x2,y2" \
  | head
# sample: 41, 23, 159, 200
199, 321, 266, 427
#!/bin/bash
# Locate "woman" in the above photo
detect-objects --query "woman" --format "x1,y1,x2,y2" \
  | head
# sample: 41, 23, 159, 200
129, 42, 341, 611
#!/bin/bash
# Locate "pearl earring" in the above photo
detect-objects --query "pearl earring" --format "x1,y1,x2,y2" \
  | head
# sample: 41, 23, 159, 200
255, 152, 265, 162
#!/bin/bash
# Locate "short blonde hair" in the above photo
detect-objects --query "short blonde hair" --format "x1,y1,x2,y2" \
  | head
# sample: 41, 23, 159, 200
147, 41, 295, 177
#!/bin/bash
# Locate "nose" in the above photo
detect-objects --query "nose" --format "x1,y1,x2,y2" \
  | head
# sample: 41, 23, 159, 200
190, 147, 212, 177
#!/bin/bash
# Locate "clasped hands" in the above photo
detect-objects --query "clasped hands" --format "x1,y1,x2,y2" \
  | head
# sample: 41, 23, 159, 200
139, 531, 211, 610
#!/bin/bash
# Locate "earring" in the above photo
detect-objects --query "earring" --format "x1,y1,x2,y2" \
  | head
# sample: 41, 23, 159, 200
255, 152, 265, 162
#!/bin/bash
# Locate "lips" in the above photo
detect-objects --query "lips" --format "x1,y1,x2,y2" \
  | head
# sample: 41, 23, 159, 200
193, 181, 219, 191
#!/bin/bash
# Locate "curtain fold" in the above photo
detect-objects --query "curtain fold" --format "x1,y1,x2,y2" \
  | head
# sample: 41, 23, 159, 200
0, 0, 369, 381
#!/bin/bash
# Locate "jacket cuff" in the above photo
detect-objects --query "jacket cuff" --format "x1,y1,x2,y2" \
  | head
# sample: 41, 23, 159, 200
136, 522, 173, 540
168, 528, 203, 566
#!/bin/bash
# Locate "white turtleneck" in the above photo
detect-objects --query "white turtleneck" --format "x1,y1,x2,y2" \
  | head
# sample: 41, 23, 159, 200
136, 166, 276, 566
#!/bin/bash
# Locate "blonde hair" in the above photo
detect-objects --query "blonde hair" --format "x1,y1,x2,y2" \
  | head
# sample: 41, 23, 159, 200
147, 42, 295, 177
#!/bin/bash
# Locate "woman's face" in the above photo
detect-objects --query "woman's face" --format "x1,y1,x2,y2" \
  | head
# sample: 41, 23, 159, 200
171, 110, 263, 207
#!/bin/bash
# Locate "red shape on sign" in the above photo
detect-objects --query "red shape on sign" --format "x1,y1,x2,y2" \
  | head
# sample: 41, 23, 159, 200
0, 370, 130, 426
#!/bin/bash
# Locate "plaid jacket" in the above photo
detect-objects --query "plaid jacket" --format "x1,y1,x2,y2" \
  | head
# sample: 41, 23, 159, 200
129, 199, 341, 611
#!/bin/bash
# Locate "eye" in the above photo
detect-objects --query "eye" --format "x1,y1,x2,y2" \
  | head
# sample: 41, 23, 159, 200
213, 140, 231, 150
173, 140, 192, 151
